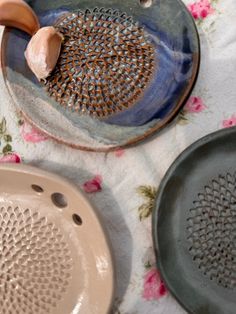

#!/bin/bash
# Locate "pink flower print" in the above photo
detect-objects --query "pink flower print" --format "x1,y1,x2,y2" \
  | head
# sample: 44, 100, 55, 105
222, 115, 236, 129
187, 0, 214, 20
0, 153, 21, 163
142, 268, 167, 301
83, 175, 102, 193
185, 96, 206, 113
114, 148, 125, 157
20, 121, 48, 143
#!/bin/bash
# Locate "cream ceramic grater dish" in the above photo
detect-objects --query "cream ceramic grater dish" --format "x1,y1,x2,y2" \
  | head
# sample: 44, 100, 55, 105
0, 164, 114, 314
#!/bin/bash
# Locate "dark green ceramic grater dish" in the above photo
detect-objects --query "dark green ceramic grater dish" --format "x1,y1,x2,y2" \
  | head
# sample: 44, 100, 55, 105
153, 126, 236, 314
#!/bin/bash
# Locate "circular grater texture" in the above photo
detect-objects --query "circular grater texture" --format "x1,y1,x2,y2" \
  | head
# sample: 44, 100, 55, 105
187, 172, 236, 290
0, 205, 73, 314
44, 8, 155, 118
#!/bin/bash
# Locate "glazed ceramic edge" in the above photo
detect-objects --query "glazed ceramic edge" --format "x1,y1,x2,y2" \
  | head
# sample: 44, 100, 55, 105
0, 163, 115, 313
0, 0, 200, 152
152, 126, 236, 314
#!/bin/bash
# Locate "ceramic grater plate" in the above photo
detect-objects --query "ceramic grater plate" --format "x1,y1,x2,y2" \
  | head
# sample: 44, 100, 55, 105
1, 0, 199, 151
0, 164, 114, 314
153, 126, 236, 314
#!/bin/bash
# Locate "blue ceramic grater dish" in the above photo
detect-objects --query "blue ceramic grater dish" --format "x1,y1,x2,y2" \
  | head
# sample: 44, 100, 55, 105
1, 0, 200, 151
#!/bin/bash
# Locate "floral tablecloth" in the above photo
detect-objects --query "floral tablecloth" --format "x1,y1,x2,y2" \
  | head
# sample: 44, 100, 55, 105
0, 0, 235, 313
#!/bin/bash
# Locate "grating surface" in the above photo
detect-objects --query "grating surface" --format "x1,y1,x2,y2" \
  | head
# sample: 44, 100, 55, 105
187, 173, 236, 289
0, 205, 73, 314
44, 8, 155, 118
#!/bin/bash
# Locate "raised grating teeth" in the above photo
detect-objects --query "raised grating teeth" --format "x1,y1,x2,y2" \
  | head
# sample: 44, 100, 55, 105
0, 205, 73, 314
44, 8, 156, 118
187, 172, 236, 289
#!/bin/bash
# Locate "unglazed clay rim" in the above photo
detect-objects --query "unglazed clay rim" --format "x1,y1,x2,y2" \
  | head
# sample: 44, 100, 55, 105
0, 163, 115, 313
0, 1, 200, 152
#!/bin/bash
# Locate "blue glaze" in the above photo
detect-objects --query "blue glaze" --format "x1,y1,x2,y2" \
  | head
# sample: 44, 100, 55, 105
3, 0, 200, 149
4, 9, 69, 85
5, 7, 195, 127
5, 30, 37, 83
104, 23, 194, 126
38, 8, 69, 27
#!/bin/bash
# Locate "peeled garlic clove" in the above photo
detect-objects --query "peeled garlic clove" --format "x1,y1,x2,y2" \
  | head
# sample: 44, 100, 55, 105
0, 0, 40, 35
25, 26, 63, 81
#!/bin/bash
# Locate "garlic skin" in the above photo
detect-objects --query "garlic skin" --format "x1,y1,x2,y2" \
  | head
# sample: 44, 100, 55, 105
25, 26, 63, 81
0, 0, 40, 35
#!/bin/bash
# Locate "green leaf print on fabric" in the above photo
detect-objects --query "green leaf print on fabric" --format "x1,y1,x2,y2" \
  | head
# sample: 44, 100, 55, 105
2, 144, 12, 154
0, 118, 6, 134
0, 117, 21, 163
3, 134, 12, 142
137, 186, 158, 221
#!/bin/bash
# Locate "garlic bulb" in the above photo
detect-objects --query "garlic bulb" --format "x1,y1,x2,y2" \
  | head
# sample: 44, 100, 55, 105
25, 26, 63, 81
0, 0, 40, 35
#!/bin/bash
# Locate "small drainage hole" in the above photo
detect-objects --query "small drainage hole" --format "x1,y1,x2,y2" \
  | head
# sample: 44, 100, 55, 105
72, 214, 83, 226
51, 193, 68, 208
140, 0, 153, 8
31, 184, 44, 193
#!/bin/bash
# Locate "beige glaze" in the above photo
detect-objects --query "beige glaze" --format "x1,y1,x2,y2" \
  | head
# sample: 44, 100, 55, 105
0, 164, 114, 314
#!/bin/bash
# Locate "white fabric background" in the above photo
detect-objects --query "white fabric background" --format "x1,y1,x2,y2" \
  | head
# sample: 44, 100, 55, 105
0, 0, 235, 312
